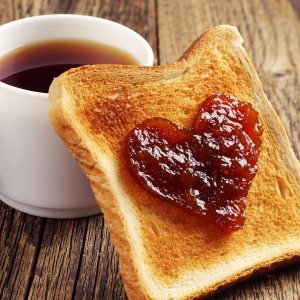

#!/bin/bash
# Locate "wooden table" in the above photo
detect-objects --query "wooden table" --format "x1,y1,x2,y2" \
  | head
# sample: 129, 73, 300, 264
1, 0, 300, 299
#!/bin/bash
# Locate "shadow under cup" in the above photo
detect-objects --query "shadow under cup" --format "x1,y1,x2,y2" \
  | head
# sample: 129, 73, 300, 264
0, 15, 154, 218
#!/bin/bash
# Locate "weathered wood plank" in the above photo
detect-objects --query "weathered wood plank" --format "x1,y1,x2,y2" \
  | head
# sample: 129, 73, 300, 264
0, 202, 45, 300
28, 218, 88, 299
73, 214, 127, 300
28, 217, 124, 300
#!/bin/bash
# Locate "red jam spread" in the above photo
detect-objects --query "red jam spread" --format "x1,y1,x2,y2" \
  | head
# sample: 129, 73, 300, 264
125, 94, 263, 233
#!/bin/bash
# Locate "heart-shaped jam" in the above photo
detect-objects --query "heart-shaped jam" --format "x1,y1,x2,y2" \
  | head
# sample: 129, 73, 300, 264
125, 94, 263, 233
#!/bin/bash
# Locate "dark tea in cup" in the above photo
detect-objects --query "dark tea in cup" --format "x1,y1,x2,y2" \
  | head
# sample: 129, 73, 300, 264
0, 39, 139, 93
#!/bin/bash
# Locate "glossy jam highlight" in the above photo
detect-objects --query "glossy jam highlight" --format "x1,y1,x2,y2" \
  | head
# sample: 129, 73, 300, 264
125, 94, 263, 233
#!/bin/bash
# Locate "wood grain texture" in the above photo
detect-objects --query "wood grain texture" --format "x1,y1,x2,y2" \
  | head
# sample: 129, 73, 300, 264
0, 202, 45, 300
73, 215, 127, 300
0, 0, 300, 299
28, 218, 88, 299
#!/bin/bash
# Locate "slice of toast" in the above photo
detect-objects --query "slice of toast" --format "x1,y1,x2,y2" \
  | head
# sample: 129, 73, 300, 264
48, 25, 300, 300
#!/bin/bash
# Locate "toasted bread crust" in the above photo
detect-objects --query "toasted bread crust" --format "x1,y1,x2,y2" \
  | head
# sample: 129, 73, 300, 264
49, 25, 300, 300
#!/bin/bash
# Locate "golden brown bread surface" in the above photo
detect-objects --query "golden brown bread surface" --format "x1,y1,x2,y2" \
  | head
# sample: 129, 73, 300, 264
48, 25, 300, 300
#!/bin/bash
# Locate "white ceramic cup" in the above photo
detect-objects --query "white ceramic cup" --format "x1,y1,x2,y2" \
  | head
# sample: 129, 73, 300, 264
0, 15, 154, 218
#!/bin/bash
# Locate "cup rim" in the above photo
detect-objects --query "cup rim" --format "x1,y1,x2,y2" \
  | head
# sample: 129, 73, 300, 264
0, 14, 154, 96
